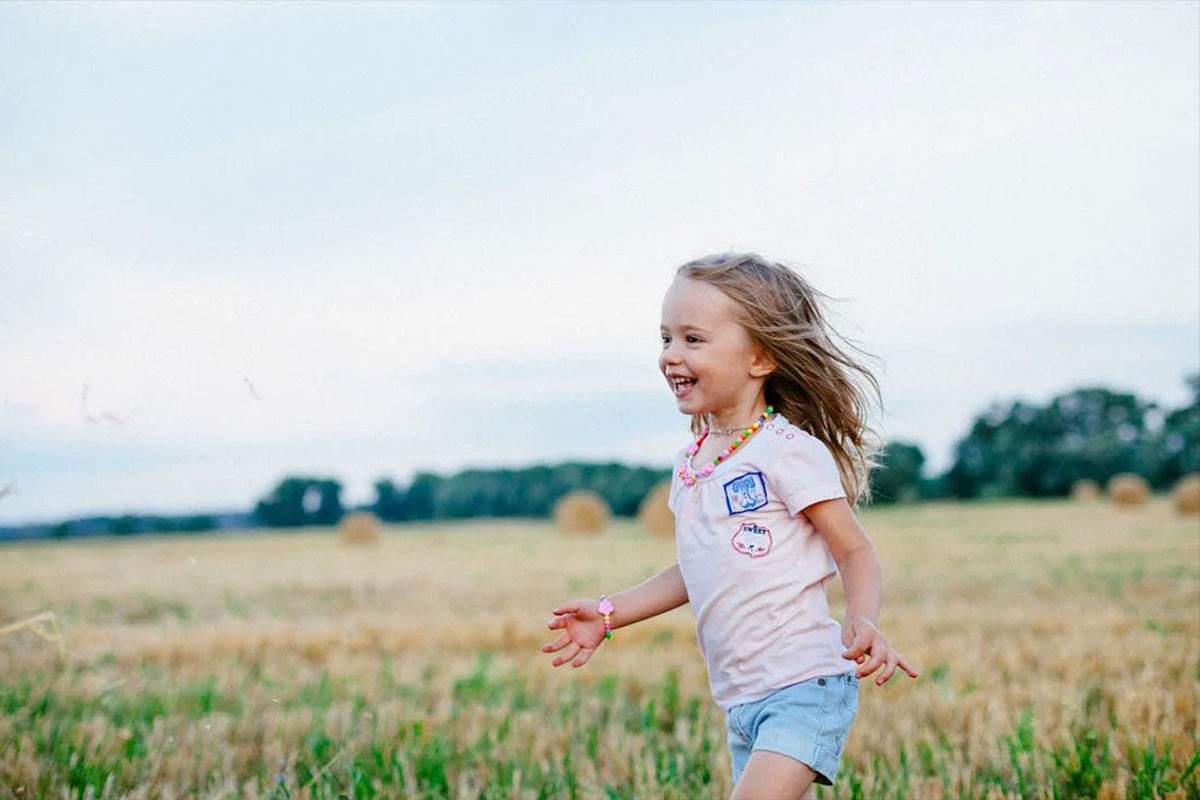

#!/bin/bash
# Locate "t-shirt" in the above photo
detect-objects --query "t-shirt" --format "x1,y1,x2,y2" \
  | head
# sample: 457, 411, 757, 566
668, 413, 854, 709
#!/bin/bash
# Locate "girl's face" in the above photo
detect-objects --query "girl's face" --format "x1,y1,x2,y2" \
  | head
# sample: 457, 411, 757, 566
659, 277, 774, 427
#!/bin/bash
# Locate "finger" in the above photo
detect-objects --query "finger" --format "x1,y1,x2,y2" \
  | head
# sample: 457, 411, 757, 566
875, 657, 899, 686
542, 633, 571, 654
897, 653, 919, 679
856, 649, 887, 679
842, 629, 872, 661
552, 643, 582, 667
571, 647, 595, 668
547, 615, 572, 631
552, 601, 583, 617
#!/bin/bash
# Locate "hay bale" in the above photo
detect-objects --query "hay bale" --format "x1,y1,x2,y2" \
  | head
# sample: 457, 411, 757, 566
338, 511, 381, 545
1070, 479, 1100, 501
1172, 473, 1200, 516
554, 491, 610, 534
638, 481, 675, 537
1107, 473, 1149, 508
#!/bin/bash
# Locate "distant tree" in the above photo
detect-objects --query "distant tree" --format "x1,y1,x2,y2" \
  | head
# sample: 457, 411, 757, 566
1154, 374, 1200, 487
403, 472, 442, 521
869, 442, 926, 504
372, 478, 410, 522
368, 462, 671, 522
311, 479, 343, 526
177, 515, 217, 533
946, 387, 1158, 499
255, 476, 344, 528
112, 515, 139, 536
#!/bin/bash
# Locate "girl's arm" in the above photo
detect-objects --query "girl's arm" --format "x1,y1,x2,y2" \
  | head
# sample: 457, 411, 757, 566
804, 498, 919, 685
542, 563, 688, 668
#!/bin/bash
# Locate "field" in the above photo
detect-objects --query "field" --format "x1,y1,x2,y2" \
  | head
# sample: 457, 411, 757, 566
0, 499, 1197, 799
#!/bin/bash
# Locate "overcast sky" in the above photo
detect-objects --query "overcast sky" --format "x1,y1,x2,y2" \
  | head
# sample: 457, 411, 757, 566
2, 1, 1197, 524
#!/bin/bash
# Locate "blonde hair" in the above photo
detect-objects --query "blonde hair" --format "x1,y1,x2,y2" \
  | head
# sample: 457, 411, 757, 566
676, 253, 881, 504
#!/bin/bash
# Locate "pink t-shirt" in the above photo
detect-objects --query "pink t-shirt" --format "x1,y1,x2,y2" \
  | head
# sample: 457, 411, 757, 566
668, 414, 854, 709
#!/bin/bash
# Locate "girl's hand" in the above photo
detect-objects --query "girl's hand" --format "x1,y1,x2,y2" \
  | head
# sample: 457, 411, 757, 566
542, 599, 608, 668
842, 616, 919, 685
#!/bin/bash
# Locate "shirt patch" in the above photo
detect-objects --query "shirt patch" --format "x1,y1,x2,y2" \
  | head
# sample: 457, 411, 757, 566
731, 521, 773, 558
723, 471, 768, 515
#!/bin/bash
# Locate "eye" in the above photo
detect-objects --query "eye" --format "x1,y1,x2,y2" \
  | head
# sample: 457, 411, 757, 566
660, 333, 671, 346
685, 335, 701, 344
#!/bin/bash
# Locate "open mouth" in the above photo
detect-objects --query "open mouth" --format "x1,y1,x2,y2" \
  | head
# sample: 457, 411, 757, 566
670, 376, 696, 397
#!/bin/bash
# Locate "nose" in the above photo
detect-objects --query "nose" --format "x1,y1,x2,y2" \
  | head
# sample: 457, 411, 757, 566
660, 340, 682, 369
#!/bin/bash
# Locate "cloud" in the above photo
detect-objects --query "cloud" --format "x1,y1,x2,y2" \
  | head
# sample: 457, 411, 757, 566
1, 1, 1196, 522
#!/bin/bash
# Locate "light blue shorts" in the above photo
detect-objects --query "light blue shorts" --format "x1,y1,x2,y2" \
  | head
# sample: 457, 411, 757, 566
726, 672, 860, 786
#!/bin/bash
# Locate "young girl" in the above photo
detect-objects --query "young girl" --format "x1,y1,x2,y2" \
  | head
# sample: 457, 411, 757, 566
542, 253, 918, 800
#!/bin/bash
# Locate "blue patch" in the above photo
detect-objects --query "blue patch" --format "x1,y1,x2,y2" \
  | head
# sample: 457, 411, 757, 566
723, 472, 768, 515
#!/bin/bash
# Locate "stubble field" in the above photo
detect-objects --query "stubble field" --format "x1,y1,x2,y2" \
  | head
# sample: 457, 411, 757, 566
0, 499, 1197, 799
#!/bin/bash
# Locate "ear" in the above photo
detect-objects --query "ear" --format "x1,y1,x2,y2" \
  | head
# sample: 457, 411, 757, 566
749, 346, 776, 378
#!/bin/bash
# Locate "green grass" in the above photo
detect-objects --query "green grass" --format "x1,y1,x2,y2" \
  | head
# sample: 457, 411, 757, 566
1, 658, 1196, 800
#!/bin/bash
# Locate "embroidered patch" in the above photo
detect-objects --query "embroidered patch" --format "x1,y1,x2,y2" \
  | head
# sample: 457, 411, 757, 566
723, 471, 768, 515
731, 521, 773, 558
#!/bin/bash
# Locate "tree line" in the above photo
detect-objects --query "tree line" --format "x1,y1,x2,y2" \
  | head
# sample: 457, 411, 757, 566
228, 375, 1200, 526
4, 376, 1195, 539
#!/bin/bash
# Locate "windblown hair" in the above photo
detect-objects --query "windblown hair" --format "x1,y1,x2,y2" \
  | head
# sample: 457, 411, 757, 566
677, 253, 881, 504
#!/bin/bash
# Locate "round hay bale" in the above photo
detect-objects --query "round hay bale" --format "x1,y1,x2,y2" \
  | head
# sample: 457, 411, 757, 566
338, 511, 381, 545
1107, 473, 1149, 508
554, 491, 610, 535
1171, 473, 1200, 516
638, 481, 675, 537
1070, 479, 1100, 501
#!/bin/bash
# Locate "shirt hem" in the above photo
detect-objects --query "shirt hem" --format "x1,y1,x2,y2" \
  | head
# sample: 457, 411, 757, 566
715, 664, 858, 711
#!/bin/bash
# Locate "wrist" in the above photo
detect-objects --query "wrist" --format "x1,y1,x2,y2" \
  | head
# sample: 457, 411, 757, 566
598, 596, 614, 639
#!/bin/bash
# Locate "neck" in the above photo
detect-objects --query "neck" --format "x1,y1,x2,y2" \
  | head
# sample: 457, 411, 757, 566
706, 404, 772, 435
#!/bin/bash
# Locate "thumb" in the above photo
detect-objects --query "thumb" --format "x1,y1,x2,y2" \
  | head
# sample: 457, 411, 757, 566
552, 600, 583, 617
842, 626, 871, 661
841, 621, 855, 649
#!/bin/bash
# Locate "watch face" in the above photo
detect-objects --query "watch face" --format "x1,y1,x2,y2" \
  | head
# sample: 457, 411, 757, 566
597, 598, 614, 615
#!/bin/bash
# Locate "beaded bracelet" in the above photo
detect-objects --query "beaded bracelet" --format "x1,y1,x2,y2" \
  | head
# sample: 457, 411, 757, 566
597, 596, 614, 639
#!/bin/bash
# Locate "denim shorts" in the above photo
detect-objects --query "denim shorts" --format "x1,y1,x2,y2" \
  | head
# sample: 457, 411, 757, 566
726, 672, 860, 786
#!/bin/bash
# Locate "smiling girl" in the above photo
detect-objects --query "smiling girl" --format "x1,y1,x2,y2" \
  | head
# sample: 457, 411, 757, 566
542, 253, 917, 800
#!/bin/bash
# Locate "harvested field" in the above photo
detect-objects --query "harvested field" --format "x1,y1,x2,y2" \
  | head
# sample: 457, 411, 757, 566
0, 499, 1197, 798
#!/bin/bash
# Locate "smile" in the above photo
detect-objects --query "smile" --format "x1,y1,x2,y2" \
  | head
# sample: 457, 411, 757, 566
670, 376, 696, 397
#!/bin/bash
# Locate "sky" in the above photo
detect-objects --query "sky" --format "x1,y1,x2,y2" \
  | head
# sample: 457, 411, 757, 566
1, 1, 1197, 524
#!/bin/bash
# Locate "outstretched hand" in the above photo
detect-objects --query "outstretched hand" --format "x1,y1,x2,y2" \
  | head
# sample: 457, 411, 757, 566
542, 599, 608, 668
842, 616, 919, 685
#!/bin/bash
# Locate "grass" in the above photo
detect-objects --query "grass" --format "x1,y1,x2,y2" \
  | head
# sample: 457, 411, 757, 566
0, 501, 1197, 799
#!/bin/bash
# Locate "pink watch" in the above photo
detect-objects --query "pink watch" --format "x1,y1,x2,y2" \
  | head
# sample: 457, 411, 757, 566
598, 596, 615, 640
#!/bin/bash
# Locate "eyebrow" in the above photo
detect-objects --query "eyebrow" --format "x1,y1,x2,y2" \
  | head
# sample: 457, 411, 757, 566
659, 323, 710, 334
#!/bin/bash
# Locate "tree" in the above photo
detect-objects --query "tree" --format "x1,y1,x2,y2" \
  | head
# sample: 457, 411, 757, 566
255, 476, 344, 528
1154, 374, 1200, 487
870, 442, 925, 504
946, 387, 1158, 499
368, 462, 671, 522
373, 479, 410, 522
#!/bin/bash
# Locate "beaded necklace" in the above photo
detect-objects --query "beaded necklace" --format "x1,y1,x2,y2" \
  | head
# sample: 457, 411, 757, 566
677, 405, 774, 487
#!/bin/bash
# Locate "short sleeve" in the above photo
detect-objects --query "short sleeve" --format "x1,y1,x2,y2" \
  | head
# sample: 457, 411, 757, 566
771, 433, 846, 515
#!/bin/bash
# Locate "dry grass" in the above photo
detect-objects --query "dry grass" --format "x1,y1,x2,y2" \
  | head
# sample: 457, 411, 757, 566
553, 491, 610, 534
0, 501, 1196, 798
